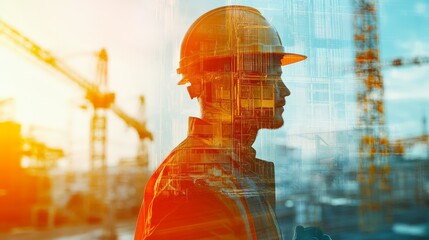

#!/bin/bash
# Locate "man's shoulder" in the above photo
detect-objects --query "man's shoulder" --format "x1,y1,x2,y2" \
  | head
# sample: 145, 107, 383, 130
161, 136, 233, 171
147, 137, 236, 198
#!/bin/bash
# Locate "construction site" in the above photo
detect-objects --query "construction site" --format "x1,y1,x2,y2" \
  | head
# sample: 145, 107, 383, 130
0, 0, 428, 239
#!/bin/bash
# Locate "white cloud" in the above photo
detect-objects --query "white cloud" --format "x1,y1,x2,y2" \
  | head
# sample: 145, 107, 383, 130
383, 39, 429, 100
415, 2, 428, 15
396, 39, 429, 56
384, 39, 429, 100
384, 66, 429, 100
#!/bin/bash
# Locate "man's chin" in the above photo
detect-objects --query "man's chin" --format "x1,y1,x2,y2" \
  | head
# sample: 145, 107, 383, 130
259, 119, 284, 129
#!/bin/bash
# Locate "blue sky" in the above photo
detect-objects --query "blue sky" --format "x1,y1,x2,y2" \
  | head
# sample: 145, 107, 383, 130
379, 0, 429, 139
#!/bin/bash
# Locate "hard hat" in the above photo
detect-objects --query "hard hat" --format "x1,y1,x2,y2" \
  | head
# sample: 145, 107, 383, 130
177, 5, 306, 85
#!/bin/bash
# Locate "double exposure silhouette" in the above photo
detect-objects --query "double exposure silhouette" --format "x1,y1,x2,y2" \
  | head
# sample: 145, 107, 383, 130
134, 5, 325, 239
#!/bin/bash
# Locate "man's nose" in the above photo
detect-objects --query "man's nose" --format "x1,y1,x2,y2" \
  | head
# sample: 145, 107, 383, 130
278, 81, 291, 97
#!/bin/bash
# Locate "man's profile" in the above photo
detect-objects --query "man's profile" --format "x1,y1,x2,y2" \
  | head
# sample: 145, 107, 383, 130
134, 5, 329, 240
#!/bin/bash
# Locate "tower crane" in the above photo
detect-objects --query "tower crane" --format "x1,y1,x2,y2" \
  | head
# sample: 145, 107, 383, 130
0, 18, 152, 236
0, 19, 153, 142
0, 18, 153, 165
353, 0, 429, 232
353, 0, 391, 232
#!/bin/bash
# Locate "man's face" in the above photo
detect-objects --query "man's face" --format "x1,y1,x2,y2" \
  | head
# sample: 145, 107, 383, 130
194, 55, 291, 129
237, 56, 291, 129
258, 64, 291, 129
270, 65, 291, 129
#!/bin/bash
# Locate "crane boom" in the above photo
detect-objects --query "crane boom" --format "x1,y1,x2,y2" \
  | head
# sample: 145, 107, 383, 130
0, 18, 152, 140
342, 56, 429, 75
389, 56, 429, 68
0, 19, 95, 92
111, 105, 152, 140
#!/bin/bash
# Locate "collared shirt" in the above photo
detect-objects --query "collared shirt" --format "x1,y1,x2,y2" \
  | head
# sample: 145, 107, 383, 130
135, 117, 281, 239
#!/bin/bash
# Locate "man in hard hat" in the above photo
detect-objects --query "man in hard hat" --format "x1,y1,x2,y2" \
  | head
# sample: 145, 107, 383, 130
135, 5, 329, 240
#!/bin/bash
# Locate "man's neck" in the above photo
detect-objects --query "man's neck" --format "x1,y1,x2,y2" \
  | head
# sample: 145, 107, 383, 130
201, 117, 259, 149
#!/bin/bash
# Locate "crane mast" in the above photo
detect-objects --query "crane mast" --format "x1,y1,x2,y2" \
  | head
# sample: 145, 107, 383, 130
353, 0, 391, 231
88, 49, 111, 228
